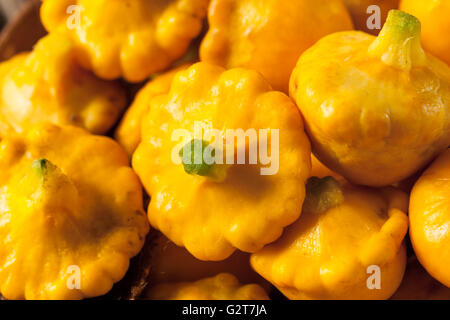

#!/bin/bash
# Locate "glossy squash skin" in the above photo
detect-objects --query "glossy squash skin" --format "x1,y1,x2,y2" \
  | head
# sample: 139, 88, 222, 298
290, 10, 450, 186
200, 0, 353, 92
0, 123, 149, 300
41, 0, 209, 82
409, 149, 450, 288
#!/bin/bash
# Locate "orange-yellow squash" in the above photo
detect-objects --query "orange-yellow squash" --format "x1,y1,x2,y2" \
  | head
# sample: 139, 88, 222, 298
290, 10, 450, 187
133, 62, 311, 261
251, 176, 409, 300
200, 0, 353, 92
400, 0, 450, 66
148, 232, 270, 289
0, 123, 149, 300
344, 0, 399, 34
409, 149, 450, 288
0, 33, 126, 135
115, 64, 191, 156
41, 0, 209, 82
391, 257, 450, 300
145, 273, 269, 300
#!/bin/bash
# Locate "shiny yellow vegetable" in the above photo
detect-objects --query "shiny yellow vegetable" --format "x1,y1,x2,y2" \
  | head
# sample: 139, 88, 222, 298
290, 10, 450, 186
400, 0, 450, 66
409, 149, 450, 288
391, 257, 450, 300
41, 0, 209, 82
145, 273, 269, 300
344, 0, 399, 34
200, 0, 353, 92
251, 176, 408, 300
133, 62, 311, 261
0, 123, 149, 300
0, 33, 126, 135
115, 64, 191, 156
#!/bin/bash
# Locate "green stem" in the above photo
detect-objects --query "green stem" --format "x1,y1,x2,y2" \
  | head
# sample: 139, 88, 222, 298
179, 139, 227, 181
303, 176, 344, 214
368, 10, 426, 70
32, 158, 55, 178
29, 158, 80, 213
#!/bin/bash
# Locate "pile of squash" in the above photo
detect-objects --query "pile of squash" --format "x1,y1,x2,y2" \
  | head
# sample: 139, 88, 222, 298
0, 0, 449, 300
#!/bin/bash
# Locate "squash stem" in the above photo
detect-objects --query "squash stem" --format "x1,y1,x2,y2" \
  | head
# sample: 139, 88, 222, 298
179, 139, 227, 181
29, 158, 80, 213
368, 10, 426, 70
32, 158, 53, 178
303, 176, 344, 213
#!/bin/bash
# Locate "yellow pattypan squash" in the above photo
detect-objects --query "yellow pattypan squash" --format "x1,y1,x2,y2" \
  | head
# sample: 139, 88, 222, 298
115, 64, 191, 156
200, 0, 353, 92
0, 33, 126, 135
0, 123, 149, 300
41, 0, 209, 82
409, 149, 450, 288
147, 232, 270, 290
290, 10, 450, 187
391, 257, 450, 300
145, 273, 269, 300
251, 176, 409, 300
133, 62, 311, 261
400, 0, 450, 66
344, 0, 399, 34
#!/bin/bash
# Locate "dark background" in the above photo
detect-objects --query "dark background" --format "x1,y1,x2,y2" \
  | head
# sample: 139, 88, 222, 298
0, 0, 30, 29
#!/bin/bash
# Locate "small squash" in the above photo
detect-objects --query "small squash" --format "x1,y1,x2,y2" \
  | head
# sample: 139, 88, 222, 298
200, 0, 353, 92
251, 176, 409, 300
290, 10, 450, 186
41, 0, 209, 82
145, 273, 269, 300
409, 149, 450, 288
0, 123, 149, 299
0, 33, 126, 135
133, 62, 311, 261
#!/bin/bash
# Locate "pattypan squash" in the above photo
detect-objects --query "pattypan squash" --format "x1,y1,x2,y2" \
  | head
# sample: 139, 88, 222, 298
344, 0, 399, 34
290, 10, 450, 187
251, 176, 409, 300
391, 257, 450, 300
115, 64, 191, 156
200, 0, 353, 92
133, 62, 311, 261
0, 123, 149, 300
145, 273, 269, 300
148, 232, 269, 289
0, 33, 126, 135
41, 0, 209, 82
409, 149, 450, 288
400, 0, 450, 66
